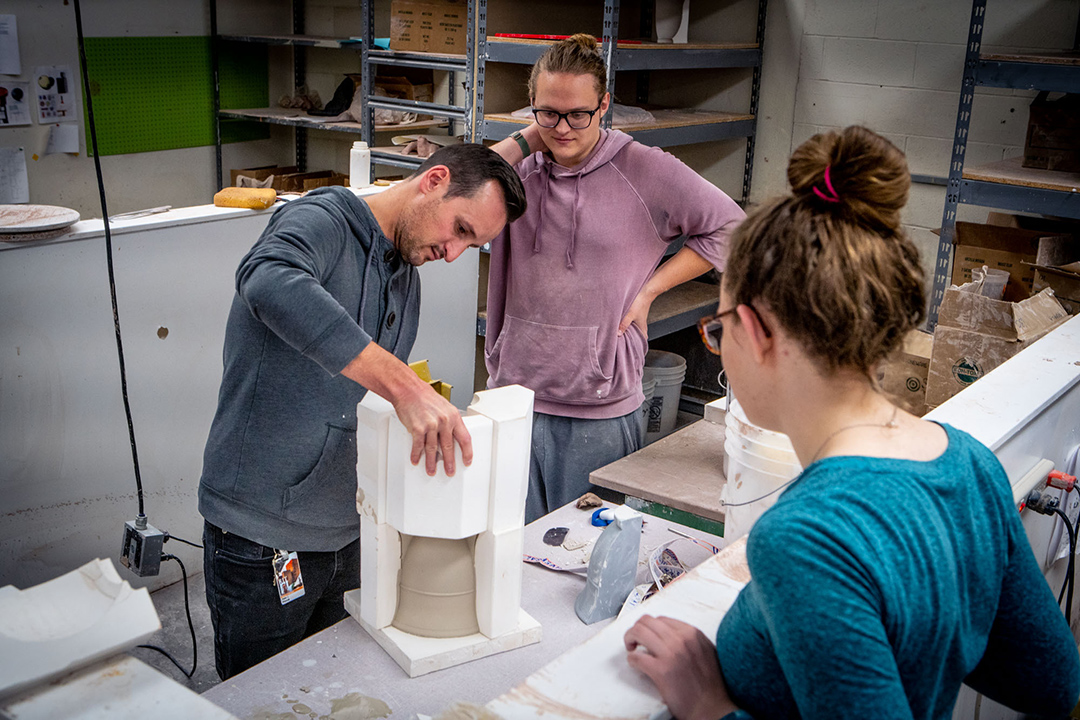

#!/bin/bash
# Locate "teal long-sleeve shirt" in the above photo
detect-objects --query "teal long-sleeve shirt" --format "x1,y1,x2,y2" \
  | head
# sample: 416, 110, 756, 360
715, 424, 1079, 719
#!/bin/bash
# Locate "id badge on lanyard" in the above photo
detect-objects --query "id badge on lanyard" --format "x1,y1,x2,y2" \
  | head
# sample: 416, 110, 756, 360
273, 550, 305, 605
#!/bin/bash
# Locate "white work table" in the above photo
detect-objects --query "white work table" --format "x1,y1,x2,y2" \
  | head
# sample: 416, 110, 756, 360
200, 501, 725, 719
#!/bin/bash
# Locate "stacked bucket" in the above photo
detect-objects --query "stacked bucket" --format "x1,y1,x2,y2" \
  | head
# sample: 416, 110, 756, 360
641, 350, 686, 445
720, 396, 802, 542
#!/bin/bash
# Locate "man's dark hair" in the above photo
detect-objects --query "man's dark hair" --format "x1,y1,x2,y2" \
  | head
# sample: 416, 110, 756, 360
413, 143, 527, 222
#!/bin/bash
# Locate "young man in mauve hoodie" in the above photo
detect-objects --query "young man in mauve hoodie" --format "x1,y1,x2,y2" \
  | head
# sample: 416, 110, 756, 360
489, 34, 745, 523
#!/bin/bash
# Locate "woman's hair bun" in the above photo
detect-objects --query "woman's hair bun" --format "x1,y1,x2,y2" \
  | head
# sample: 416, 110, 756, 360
787, 126, 910, 235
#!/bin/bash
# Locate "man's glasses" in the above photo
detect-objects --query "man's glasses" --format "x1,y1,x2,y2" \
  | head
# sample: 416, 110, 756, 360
697, 304, 771, 356
532, 104, 603, 130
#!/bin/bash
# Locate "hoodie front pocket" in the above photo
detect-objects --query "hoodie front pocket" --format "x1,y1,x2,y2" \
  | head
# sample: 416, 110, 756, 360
283, 423, 359, 528
489, 315, 610, 404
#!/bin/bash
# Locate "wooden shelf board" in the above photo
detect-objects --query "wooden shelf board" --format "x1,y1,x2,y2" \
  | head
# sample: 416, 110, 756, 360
370, 48, 467, 62
489, 36, 756, 51
962, 156, 1080, 193
648, 280, 719, 326
222, 107, 448, 133
981, 51, 1080, 66
483, 108, 753, 132
220, 33, 359, 48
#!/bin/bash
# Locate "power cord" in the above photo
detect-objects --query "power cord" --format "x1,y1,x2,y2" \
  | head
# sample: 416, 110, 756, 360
164, 533, 204, 550
136, 554, 198, 680
1026, 490, 1077, 625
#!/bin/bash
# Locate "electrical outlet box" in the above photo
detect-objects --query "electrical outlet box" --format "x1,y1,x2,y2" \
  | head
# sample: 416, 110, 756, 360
119, 520, 164, 577
1013, 458, 1055, 512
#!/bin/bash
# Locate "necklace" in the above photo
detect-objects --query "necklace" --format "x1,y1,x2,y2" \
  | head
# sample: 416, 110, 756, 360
808, 403, 901, 465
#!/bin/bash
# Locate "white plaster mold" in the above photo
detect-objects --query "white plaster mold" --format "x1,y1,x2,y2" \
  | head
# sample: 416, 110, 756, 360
0, 558, 161, 699
349, 385, 541, 677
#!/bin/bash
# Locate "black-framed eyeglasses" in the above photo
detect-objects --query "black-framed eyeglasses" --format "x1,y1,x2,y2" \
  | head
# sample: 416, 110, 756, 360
697, 304, 771, 356
532, 104, 603, 130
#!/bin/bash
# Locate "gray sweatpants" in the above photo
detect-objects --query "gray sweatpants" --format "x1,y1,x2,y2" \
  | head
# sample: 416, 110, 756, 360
526, 410, 643, 524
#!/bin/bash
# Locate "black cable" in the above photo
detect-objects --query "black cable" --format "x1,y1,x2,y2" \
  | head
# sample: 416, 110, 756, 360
1052, 507, 1076, 626
72, 0, 146, 519
137, 554, 198, 680
164, 533, 204, 550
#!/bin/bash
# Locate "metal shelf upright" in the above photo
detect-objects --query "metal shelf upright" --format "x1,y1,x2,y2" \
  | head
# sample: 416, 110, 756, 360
932, 0, 1080, 327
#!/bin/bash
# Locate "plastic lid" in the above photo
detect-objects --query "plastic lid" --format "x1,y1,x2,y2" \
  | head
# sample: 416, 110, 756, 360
353, 141, 368, 150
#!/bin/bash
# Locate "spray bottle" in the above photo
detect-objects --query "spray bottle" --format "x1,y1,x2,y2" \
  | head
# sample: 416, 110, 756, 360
575, 505, 643, 624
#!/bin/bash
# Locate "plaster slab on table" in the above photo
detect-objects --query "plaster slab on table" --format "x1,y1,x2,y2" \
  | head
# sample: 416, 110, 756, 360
344, 591, 542, 678
0, 558, 160, 699
486, 537, 749, 720
0, 655, 237, 720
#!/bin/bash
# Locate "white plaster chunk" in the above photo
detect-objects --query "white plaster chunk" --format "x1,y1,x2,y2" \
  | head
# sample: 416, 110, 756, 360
0, 558, 161, 699
474, 526, 525, 638
356, 610, 542, 679
356, 391, 396, 522
468, 385, 534, 533
354, 518, 401, 630
387, 415, 494, 539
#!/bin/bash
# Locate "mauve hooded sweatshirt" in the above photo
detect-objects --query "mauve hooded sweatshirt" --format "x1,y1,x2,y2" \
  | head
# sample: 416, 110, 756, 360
485, 129, 745, 419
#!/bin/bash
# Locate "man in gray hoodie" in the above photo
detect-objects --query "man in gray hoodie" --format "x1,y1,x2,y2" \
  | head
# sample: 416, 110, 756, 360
198, 144, 526, 680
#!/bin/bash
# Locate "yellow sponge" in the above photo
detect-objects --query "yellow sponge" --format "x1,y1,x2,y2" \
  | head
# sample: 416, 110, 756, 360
213, 187, 278, 209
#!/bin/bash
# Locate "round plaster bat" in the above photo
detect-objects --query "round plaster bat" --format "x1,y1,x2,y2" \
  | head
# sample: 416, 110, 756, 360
38, 75, 55, 90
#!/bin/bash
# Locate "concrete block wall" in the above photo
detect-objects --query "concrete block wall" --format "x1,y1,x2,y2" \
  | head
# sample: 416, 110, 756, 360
756, 0, 1079, 283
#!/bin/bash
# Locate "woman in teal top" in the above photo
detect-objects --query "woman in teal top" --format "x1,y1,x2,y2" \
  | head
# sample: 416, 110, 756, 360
623, 126, 1079, 720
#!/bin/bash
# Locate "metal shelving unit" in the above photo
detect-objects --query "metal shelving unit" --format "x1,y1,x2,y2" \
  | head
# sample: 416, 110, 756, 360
210, 1, 456, 184
932, 0, 1080, 326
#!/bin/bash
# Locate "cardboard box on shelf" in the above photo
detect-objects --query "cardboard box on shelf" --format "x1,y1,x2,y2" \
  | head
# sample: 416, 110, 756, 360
1023, 92, 1080, 173
274, 170, 348, 193
390, 0, 467, 54
231, 165, 298, 188
950, 221, 1071, 302
878, 330, 933, 417
925, 287, 1069, 407
1027, 233, 1080, 315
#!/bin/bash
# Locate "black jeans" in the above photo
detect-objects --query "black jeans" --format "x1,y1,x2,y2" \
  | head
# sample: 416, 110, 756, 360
202, 521, 360, 680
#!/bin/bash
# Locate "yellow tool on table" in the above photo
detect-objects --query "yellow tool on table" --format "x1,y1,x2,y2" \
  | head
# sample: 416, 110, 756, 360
409, 360, 452, 401
213, 187, 278, 209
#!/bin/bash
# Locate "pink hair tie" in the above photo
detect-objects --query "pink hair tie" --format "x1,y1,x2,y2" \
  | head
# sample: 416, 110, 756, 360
812, 165, 841, 203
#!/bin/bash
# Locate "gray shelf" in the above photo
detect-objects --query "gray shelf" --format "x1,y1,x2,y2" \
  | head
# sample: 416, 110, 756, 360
367, 48, 468, 72
481, 110, 755, 148
976, 53, 1080, 93
218, 33, 361, 49
931, 0, 1080, 327
219, 107, 448, 135
484, 38, 761, 71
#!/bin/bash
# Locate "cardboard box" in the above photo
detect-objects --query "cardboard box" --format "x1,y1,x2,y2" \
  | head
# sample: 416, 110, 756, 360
1028, 234, 1080, 315
925, 287, 1069, 407
389, 0, 467, 54
950, 221, 1068, 302
879, 330, 933, 417
274, 170, 348, 193
231, 165, 298, 188
1023, 92, 1080, 173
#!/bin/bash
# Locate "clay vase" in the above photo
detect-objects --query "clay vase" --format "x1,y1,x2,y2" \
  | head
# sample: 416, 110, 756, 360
655, 0, 685, 43
393, 536, 480, 638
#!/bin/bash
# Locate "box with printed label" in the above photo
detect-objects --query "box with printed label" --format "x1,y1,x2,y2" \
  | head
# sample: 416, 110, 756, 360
390, 0, 466, 54
925, 287, 1068, 407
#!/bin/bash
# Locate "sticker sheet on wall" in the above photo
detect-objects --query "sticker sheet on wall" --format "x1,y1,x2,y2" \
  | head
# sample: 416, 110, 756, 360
0, 81, 31, 126
34, 65, 77, 124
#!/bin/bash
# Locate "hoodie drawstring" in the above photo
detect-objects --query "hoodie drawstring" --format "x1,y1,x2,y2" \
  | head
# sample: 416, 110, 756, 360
566, 174, 582, 269
533, 162, 552, 254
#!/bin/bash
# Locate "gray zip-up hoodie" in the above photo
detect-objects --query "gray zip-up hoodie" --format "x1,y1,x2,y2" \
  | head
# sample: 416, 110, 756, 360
199, 186, 419, 551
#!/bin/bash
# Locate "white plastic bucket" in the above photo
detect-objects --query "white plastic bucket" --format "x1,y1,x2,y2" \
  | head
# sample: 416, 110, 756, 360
644, 350, 687, 445
640, 370, 657, 445
721, 395, 801, 543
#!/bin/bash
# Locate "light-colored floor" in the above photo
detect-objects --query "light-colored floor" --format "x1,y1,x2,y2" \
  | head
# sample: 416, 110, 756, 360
133, 570, 222, 694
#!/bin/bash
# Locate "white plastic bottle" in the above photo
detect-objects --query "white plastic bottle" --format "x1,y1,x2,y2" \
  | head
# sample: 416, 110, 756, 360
349, 141, 371, 189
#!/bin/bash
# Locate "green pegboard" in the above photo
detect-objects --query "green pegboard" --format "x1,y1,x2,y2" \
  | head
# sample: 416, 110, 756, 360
82, 37, 269, 156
